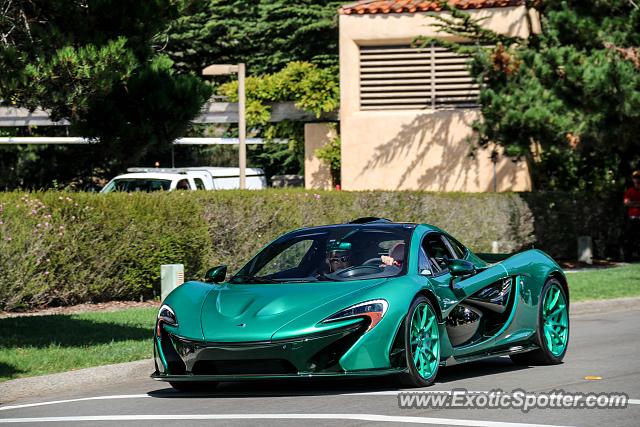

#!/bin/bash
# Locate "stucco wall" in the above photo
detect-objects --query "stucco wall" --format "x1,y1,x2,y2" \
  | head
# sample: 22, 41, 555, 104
339, 5, 535, 192
341, 109, 531, 191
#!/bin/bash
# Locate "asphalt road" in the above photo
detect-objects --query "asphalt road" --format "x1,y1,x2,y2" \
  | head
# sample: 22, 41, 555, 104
1, 308, 639, 427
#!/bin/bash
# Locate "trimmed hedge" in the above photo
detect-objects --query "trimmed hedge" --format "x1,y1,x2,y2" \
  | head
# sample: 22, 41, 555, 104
0, 190, 622, 310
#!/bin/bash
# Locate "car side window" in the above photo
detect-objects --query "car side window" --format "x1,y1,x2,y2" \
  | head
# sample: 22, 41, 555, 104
417, 247, 434, 275
422, 233, 455, 273
444, 236, 466, 259
193, 178, 205, 190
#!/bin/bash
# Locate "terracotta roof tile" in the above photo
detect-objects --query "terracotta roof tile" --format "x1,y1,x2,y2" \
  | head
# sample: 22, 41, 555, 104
340, 0, 524, 15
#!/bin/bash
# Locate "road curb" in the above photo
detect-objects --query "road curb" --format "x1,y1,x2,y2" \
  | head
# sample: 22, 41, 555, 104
571, 296, 640, 316
0, 358, 154, 405
1, 297, 638, 405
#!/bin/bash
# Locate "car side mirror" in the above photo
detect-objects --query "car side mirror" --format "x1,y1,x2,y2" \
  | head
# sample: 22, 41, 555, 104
448, 259, 476, 277
204, 265, 227, 283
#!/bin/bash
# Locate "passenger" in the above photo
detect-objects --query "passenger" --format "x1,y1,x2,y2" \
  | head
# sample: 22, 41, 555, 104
176, 180, 190, 190
381, 242, 405, 268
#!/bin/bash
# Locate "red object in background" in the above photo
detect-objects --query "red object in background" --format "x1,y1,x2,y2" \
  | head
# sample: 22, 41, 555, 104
624, 187, 640, 218
335, 184, 341, 191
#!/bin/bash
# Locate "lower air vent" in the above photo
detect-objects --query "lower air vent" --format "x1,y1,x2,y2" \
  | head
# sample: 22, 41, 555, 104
191, 359, 297, 375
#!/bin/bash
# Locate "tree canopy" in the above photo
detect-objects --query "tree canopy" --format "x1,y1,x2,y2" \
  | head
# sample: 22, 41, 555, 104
0, 0, 212, 174
164, 0, 342, 75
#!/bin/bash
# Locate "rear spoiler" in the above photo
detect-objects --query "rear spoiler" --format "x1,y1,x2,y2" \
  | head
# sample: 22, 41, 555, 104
476, 253, 512, 263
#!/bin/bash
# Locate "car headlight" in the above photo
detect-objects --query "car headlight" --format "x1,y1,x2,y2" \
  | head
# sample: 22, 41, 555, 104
156, 304, 178, 335
322, 299, 388, 332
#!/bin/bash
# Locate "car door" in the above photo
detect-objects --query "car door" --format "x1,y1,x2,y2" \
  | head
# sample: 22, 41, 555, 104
420, 232, 509, 309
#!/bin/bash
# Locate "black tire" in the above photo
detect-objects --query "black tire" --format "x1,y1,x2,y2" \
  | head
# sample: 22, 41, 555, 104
510, 278, 569, 366
169, 381, 218, 392
397, 296, 440, 388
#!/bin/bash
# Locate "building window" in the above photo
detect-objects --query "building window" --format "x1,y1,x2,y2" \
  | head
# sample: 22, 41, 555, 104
359, 44, 480, 111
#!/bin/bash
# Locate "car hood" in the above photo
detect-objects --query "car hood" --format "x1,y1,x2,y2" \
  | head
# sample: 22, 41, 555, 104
200, 278, 386, 342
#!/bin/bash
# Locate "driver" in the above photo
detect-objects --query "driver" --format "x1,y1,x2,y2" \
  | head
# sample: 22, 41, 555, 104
327, 248, 353, 273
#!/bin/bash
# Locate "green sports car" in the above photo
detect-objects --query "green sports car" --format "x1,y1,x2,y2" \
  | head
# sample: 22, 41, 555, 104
153, 218, 569, 390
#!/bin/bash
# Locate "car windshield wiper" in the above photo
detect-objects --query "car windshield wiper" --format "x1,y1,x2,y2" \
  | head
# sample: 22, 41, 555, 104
229, 275, 281, 284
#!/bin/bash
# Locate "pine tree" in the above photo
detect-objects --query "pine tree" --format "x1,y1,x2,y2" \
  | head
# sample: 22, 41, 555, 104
165, 0, 342, 75
0, 0, 212, 173
423, 0, 640, 191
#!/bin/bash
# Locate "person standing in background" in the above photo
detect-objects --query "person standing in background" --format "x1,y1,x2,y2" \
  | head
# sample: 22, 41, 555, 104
623, 171, 640, 261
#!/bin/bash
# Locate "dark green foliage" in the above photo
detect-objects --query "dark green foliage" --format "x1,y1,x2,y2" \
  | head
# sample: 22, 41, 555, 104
315, 133, 341, 185
217, 61, 340, 176
520, 191, 625, 261
165, 0, 343, 75
0, 0, 212, 175
421, 1, 640, 191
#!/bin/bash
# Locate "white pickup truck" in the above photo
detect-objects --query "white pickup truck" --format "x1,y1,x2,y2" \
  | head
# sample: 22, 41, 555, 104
100, 167, 267, 193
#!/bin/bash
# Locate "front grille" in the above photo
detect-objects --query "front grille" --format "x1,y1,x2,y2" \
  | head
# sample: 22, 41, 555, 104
191, 359, 298, 375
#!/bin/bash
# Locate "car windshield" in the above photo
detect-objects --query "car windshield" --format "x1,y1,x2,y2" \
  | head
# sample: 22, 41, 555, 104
102, 178, 172, 193
230, 224, 414, 283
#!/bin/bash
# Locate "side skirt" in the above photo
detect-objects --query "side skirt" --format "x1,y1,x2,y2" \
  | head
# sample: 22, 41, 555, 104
152, 367, 407, 382
441, 343, 540, 366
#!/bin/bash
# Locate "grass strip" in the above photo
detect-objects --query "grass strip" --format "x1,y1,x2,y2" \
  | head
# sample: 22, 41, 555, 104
566, 263, 640, 302
0, 307, 156, 382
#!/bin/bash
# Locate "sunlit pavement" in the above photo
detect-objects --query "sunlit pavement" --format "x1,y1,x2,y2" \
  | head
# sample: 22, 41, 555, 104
1, 309, 639, 427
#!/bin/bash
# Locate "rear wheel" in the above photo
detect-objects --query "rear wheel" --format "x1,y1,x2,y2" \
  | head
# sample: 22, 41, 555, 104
397, 296, 441, 387
510, 278, 569, 365
169, 381, 218, 392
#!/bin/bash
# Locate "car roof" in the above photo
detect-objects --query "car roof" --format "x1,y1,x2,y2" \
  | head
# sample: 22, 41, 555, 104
110, 173, 187, 180
292, 220, 440, 233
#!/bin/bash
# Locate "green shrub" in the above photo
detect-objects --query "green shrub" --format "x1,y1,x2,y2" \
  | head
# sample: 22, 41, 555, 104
0, 192, 211, 310
520, 191, 625, 260
0, 189, 621, 311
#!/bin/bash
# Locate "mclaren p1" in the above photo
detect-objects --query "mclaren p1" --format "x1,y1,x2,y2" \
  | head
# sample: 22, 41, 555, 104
153, 218, 569, 390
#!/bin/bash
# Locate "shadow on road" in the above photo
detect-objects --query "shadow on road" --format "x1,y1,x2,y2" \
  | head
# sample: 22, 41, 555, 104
146, 356, 532, 398
436, 358, 532, 384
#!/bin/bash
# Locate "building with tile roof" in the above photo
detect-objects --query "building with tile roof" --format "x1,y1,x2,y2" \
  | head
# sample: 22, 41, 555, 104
340, 0, 525, 15
335, 0, 539, 192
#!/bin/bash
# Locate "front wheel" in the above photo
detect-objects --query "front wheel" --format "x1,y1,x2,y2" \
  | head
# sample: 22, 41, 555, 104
510, 278, 569, 365
397, 296, 441, 387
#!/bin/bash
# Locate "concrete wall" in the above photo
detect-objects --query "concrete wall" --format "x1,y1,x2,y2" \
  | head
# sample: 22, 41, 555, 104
339, 5, 536, 192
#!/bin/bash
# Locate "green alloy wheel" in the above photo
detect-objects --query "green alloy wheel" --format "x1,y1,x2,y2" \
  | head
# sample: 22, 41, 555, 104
542, 283, 569, 356
510, 278, 569, 365
399, 296, 441, 387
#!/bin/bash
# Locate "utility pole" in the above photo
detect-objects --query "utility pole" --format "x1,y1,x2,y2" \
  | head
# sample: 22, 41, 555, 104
202, 63, 247, 189
237, 63, 246, 189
